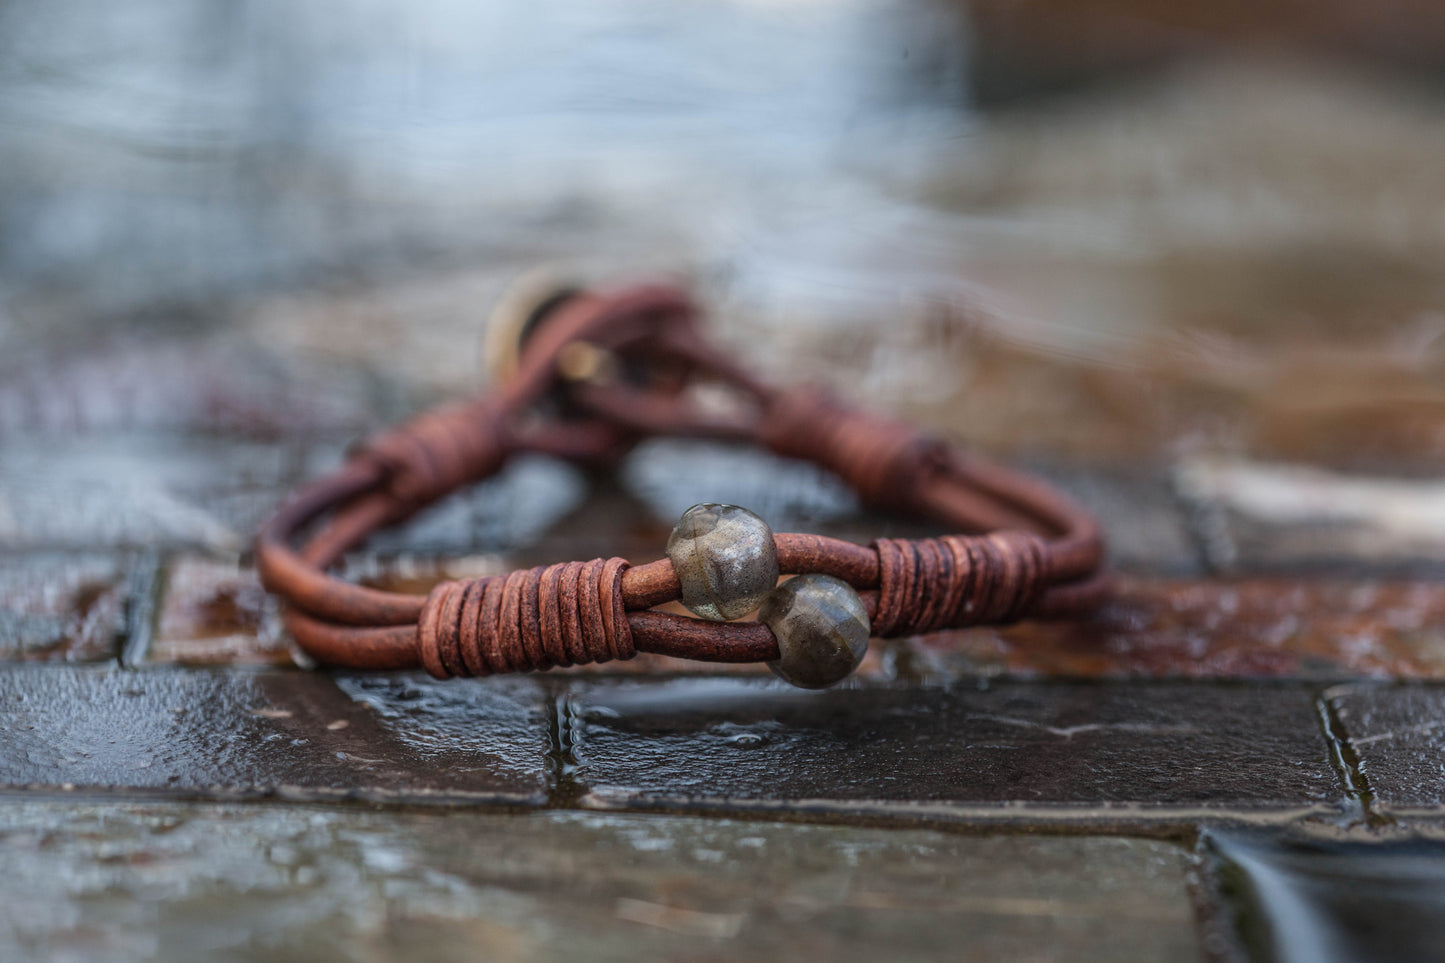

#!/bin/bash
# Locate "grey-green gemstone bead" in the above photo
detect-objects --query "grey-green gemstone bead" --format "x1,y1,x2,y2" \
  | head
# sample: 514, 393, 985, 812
667, 503, 780, 622
760, 574, 870, 689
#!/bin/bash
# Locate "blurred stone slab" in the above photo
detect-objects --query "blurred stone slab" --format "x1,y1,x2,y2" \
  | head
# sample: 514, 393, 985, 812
1203, 829, 1445, 963
0, 334, 384, 437
967, 1, 1445, 106
376, 456, 589, 558
0, 435, 297, 551
0, 667, 548, 804
0, 801, 1202, 962
1032, 466, 1198, 574
1326, 685, 1445, 813
151, 557, 289, 666
1175, 456, 1445, 575
0, 553, 128, 662
567, 678, 1338, 822
896, 576, 1445, 682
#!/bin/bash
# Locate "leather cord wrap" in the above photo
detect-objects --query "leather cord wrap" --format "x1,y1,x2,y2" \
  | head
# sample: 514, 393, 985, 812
418, 558, 632, 679
872, 532, 1047, 636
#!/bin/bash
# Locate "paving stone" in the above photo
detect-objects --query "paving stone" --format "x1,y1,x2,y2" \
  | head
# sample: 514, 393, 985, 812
1174, 456, 1445, 575
0, 554, 129, 663
893, 576, 1445, 682
151, 558, 289, 666
0, 667, 549, 804
0, 801, 1202, 963
0, 334, 383, 437
1031, 466, 1199, 574
1204, 829, 1445, 963
1326, 684, 1445, 812
0, 435, 297, 551
567, 679, 1339, 820
621, 440, 858, 536
340, 453, 589, 557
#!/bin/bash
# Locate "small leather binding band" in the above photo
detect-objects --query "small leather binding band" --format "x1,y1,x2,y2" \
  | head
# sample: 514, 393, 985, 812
256, 282, 1109, 678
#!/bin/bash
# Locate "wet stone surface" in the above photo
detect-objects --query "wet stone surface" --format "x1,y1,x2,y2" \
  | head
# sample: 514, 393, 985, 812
1031, 466, 1201, 575
1175, 456, 1445, 576
0, 435, 298, 552
901, 576, 1445, 682
566, 678, 1340, 820
1326, 684, 1445, 812
0, 667, 550, 805
0, 801, 1202, 963
333, 453, 590, 558
1204, 829, 1445, 963
0, 335, 384, 438
0, 554, 129, 663
151, 557, 288, 666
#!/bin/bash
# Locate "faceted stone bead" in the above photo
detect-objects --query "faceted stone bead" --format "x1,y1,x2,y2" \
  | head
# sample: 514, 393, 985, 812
666, 504, 780, 622
760, 574, 871, 689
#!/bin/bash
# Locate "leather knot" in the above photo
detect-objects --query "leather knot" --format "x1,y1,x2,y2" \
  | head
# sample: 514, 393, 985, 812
757, 387, 947, 513
353, 400, 510, 513
417, 557, 633, 679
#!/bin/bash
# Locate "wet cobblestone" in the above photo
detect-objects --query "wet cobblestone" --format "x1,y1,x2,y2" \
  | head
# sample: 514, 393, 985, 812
0, 436, 296, 552
1325, 685, 1445, 813
151, 557, 287, 666
904, 576, 1445, 682
1204, 828, 1445, 963
566, 678, 1340, 821
0, 667, 550, 805
0, 801, 1202, 963
0, 554, 129, 663
1175, 456, 1445, 576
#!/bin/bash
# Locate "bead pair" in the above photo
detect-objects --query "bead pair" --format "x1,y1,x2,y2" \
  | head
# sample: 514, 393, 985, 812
666, 504, 869, 689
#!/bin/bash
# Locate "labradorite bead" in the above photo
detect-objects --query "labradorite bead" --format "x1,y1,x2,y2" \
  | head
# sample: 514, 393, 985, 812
667, 504, 780, 622
759, 574, 870, 689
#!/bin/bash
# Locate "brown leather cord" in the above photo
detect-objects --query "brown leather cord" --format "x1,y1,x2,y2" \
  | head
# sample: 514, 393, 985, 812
256, 281, 1111, 678
416, 557, 634, 678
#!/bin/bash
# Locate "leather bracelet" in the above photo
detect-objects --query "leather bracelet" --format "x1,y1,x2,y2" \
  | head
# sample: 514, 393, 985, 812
256, 281, 1109, 688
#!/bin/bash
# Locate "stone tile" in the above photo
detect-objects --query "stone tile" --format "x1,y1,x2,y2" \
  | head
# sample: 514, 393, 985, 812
0, 553, 128, 662
1031, 465, 1200, 575
0, 435, 296, 551
621, 439, 858, 537
151, 558, 288, 666
0, 667, 549, 804
1326, 684, 1445, 812
0, 801, 1203, 963
1174, 456, 1445, 575
342, 453, 589, 557
1203, 829, 1445, 963
0, 335, 381, 437
567, 678, 1339, 821
892, 576, 1445, 682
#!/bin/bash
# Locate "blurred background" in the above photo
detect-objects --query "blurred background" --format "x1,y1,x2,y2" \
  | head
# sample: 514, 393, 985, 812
1, 0, 1443, 474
